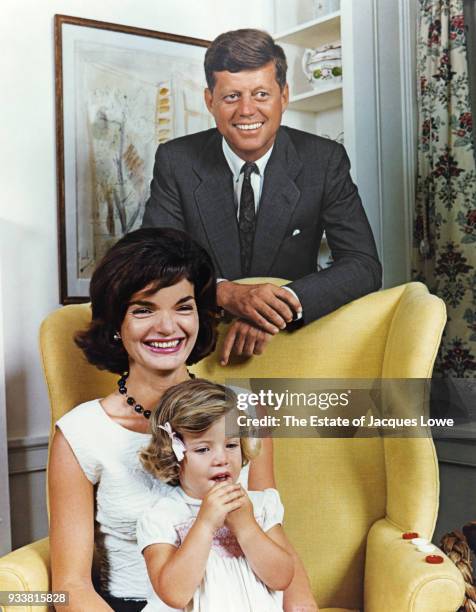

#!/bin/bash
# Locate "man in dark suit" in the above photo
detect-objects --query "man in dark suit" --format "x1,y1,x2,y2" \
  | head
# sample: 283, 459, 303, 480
142, 29, 381, 364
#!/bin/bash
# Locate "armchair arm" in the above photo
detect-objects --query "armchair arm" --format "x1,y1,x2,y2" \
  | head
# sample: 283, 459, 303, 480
0, 538, 50, 612
364, 519, 464, 612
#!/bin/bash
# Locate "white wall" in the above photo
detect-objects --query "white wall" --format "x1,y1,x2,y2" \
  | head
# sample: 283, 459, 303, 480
1, 0, 272, 548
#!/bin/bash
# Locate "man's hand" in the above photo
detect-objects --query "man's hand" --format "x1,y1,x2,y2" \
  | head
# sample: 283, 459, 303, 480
217, 281, 301, 333
220, 319, 273, 365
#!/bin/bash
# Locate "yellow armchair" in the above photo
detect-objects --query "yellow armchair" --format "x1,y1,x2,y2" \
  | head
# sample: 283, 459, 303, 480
0, 281, 464, 612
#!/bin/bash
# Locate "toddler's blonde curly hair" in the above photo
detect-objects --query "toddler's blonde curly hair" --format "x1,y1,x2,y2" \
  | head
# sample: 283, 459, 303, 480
140, 379, 260, 486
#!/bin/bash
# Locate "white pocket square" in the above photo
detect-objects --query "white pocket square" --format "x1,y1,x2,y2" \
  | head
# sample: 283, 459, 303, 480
292, 229, 301, 236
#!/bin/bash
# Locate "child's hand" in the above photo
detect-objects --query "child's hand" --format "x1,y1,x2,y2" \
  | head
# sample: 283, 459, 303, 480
196, 483, 244, 533
224, 486, 255, 536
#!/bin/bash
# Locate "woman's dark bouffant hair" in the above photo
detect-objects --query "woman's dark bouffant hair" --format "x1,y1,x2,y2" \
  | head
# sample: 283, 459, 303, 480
75, 228, 219, 374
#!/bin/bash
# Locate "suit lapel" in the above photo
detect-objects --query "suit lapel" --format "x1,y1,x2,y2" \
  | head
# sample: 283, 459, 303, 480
250, 128, 303, 276
193, 132, 242, 279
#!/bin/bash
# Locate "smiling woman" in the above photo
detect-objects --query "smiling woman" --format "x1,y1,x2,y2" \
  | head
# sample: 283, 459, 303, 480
48, 228, 222, 612
48, 227, 313, 612
120, 279, 200, 379
75, 228, 217, 377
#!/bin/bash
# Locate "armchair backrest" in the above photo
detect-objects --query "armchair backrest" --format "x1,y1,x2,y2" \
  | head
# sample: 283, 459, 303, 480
40, 303, 117, 442
40, 281, 445, 609
193, 281, 445, 608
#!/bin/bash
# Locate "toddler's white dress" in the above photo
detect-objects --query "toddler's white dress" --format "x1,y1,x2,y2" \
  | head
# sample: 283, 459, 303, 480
137, 487, 284, 611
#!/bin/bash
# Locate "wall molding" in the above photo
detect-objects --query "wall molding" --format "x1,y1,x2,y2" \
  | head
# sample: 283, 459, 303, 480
8, 435, 49, 476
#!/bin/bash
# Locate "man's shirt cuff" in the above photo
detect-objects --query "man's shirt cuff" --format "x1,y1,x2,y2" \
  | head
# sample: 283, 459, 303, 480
282, 286, 303, 321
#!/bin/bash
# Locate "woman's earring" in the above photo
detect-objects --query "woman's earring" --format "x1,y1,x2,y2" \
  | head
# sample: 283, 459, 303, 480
113, 332, 121, 341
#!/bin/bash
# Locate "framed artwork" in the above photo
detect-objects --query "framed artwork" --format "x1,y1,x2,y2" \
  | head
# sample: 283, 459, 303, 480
55, 15, 212, 303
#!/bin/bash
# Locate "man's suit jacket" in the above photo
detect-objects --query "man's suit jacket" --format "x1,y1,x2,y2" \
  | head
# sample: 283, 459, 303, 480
142, 126, 382, 324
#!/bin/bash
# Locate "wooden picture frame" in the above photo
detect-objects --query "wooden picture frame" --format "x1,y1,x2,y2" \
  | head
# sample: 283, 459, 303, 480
54, 15, 210, 303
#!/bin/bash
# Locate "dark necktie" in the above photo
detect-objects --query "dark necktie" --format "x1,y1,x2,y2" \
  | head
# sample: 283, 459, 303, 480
238, 162, 259, 276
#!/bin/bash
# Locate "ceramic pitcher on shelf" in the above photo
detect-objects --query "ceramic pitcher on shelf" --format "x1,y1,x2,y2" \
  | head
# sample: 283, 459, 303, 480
301, 43, 342, 88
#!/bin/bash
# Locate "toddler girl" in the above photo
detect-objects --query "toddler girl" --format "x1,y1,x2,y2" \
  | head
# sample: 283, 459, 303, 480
137, 379, 293, 611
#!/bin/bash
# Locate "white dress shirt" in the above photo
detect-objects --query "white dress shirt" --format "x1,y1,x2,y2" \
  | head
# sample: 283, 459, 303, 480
222, 137, 273, 216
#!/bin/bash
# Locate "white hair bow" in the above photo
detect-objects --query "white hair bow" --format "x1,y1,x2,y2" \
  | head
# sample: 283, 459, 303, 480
159, 422, 187, 462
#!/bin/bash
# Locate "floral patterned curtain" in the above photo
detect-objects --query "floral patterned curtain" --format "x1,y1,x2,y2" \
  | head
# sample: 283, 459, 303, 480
413, 0, 476, 377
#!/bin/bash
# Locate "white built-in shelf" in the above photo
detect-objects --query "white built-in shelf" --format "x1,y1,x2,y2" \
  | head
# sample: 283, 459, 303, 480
274, 12, 341, 48
289, 84, 342, 112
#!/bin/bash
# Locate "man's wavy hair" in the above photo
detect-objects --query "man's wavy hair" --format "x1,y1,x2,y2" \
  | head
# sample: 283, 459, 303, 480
140, 379, 260, 487
204, 29, 287, 91
75, 228, 219, 374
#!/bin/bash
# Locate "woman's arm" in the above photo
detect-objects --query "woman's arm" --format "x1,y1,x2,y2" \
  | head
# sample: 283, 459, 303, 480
248, 437, 275, 489
49, 430, 112, 612
248, 437, 319, 612
282, 548, 319, 612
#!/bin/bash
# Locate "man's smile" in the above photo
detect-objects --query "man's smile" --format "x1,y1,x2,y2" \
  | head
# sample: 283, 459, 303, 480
234, 122, 264, 131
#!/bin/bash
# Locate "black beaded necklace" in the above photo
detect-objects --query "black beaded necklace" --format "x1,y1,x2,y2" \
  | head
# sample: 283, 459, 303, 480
117, 370, 195, 419
117, 372, 152, 419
